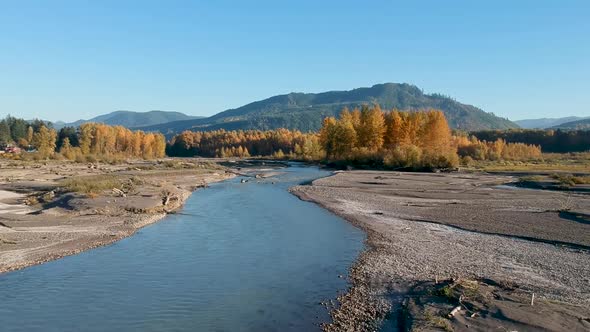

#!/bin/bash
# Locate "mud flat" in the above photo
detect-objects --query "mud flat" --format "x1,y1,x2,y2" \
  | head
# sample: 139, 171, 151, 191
291, 171, 590, 331
0, 159, 234, 273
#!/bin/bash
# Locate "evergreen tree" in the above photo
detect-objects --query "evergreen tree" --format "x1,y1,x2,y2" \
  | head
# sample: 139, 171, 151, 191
0, 120, 11, 143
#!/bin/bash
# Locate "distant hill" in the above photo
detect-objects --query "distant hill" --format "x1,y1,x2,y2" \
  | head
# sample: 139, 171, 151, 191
550, 118, 590, 130
514, 116, 589, 129
141, 83, 517, 136
55, 111, 201, 129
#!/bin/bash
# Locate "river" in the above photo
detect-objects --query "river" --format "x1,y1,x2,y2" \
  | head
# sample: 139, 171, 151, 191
0, 165, 365, 331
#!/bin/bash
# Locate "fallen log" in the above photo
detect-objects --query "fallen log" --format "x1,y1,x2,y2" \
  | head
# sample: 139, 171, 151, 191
448, 306, 461, 318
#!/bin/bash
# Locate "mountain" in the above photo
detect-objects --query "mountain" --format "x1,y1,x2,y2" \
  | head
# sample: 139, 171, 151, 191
550, 118, 590, 130
514, 116, 589, 129
140, 83, 517, 136
55, 111, 201, 129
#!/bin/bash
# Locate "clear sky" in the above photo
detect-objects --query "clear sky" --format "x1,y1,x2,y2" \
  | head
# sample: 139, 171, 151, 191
1, 0, 589, 122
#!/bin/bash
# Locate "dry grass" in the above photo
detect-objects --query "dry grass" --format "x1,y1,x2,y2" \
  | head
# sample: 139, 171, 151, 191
60, 175, 123, 194
473, 152, 590, 173
424, 312, 454, 332
518, 175, 544, 183
551, 173, 590, 186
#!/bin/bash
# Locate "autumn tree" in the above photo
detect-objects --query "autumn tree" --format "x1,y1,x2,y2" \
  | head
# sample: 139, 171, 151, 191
357, 105, 385, 151
59, 137, 76, 159
32, 125, 57, 158
78, 123, 93, 155
319, 117, 338, 159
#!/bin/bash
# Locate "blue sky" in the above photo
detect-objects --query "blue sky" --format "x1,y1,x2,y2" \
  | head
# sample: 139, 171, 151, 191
1, 0, 588, 122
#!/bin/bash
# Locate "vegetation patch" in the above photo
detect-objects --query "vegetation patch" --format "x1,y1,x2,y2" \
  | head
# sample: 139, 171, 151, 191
551, 173, 590, 187
519, 175, 544, 183
61, 175, 123, 194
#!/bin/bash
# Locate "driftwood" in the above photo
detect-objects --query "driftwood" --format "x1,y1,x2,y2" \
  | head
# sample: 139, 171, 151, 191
162, 191, 178, 206
448, 306, 461, 318
112, 188, 126, 197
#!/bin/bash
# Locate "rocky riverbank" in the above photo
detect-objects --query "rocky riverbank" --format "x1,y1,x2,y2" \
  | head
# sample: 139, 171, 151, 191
291, 170, 590, 331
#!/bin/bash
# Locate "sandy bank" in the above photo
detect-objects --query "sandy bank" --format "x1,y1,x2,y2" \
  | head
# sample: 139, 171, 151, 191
291, 170, 590, 331
0, 190, 34, 215
0, 159, 234, 274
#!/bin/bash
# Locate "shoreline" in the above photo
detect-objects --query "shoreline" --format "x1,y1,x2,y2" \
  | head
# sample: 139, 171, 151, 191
1, 192, 189, 275
0, 211, 167, 274
291, 170, 590, 331
292, 188, 399, 331
0, 159, 235, 274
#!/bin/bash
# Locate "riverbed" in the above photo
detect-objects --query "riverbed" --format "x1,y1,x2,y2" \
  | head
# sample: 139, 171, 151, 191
0, 165, 365, 331
291, 170, 590, 331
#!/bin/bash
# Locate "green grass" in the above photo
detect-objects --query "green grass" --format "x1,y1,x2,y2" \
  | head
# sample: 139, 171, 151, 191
436, 285, 455, 299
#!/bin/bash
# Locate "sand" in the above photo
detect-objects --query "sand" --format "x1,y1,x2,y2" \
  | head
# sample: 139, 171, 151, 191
0, 190, 34, 215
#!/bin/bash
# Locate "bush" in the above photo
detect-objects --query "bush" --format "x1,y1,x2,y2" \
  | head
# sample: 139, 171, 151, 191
384, 145, 422, 169
461, 155, 474, 166
422, 151, 459, 169
75, 154, 86, 163
85, 154, 97, 163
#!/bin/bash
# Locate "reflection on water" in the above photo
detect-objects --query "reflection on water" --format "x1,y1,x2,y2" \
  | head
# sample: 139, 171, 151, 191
0, 165, 365, 332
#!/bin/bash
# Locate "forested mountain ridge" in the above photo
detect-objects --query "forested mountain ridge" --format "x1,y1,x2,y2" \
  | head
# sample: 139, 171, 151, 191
515, 116, 589, 129
140, 83, 517, 135
55, 110, 200, 129
550, 118, 590, 130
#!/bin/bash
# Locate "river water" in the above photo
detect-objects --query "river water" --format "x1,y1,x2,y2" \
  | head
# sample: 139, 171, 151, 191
0, 165, 365, 331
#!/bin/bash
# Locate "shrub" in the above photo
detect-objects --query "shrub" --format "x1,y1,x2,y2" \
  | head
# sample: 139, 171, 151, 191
461, 155, 474, 166
384, 145, 422, 169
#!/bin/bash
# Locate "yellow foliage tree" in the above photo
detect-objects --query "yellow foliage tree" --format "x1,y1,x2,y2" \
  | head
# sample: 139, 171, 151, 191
32, 125, 57, 158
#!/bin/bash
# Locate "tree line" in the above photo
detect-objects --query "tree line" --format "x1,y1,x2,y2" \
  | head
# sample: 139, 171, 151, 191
167, 106, 543, 169
318, 106, 540, 168
454, 135, 541, 162
319, 106, 458, 168
0, 116, 51, 147
167, 128, 323, 160
470, 129, 590, 153
2, 111, 565, 166
0, 116, 166, 160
